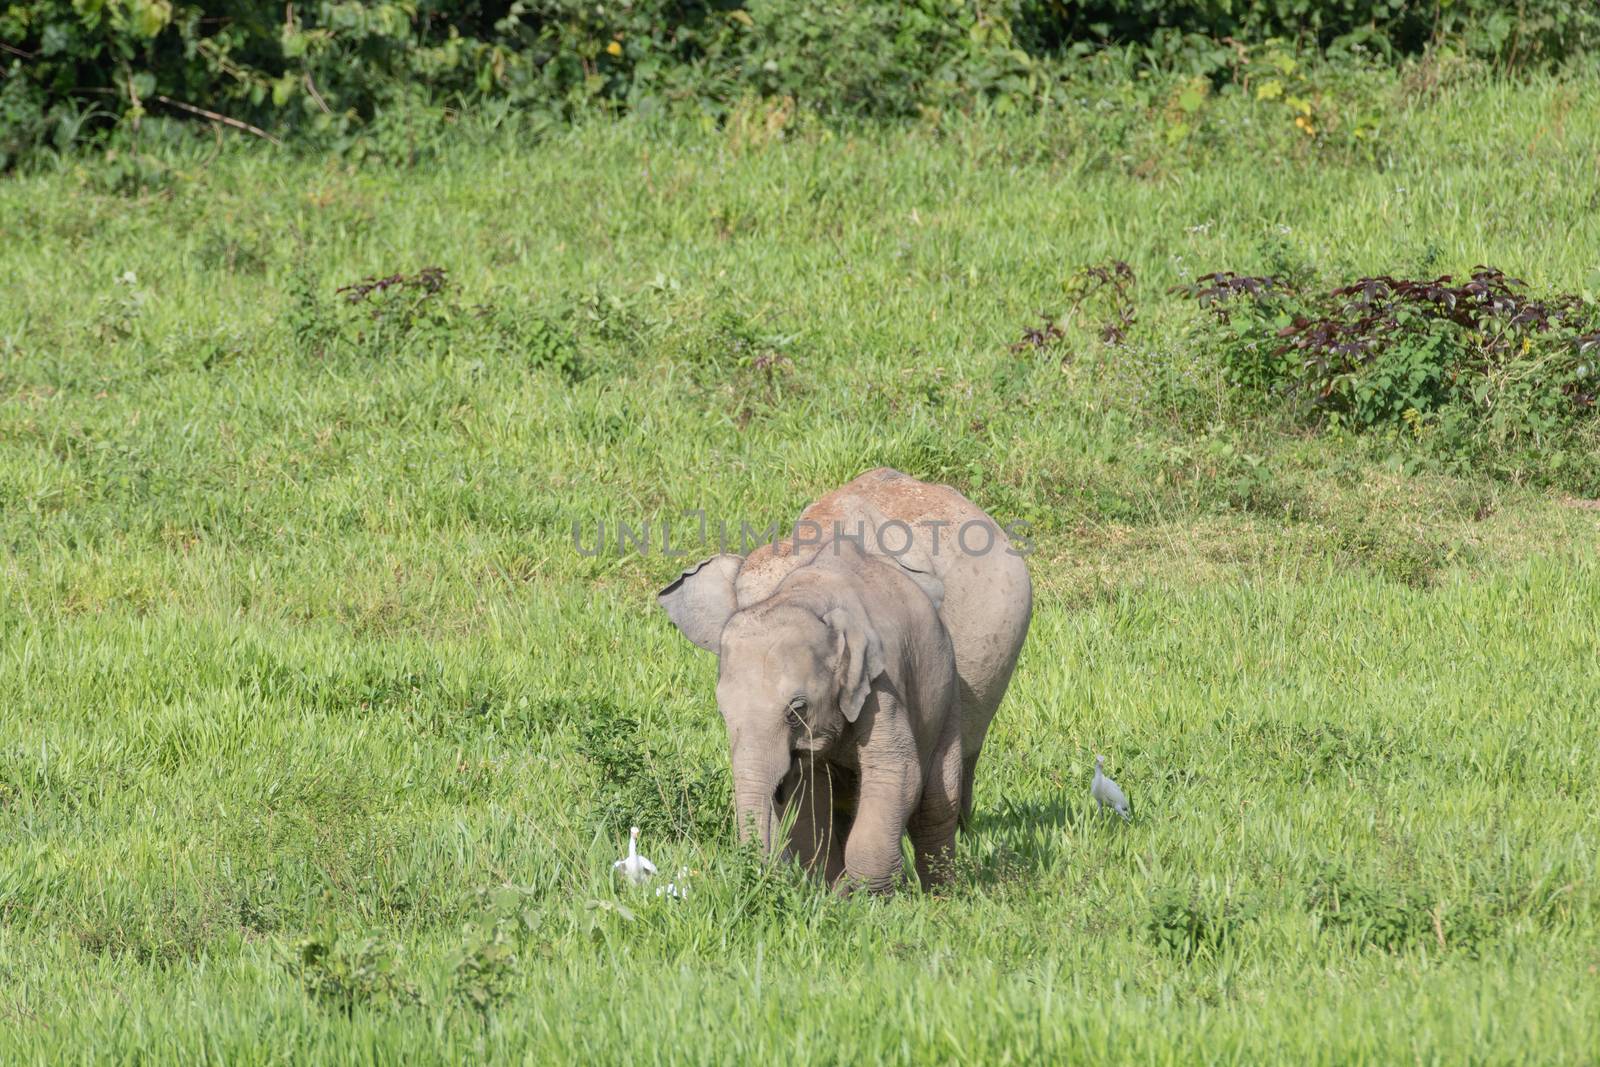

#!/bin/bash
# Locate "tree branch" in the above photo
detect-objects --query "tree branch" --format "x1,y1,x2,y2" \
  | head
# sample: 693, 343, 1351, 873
153, 95, 283, 146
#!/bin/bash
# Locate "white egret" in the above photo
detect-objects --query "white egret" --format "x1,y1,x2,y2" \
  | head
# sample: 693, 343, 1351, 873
613, 826, 657, 885
1091, 755, 1132, 821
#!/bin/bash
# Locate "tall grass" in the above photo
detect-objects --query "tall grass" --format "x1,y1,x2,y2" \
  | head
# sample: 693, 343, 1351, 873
2, 71, 1598, 1062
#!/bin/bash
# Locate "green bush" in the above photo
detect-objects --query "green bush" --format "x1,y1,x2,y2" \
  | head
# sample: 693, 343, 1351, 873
0, 1, 1036, 165
1176, 266, 1600, 489
1146, 883, 1256, 960
286, 928, 422, 1016
3, 1, 1598, 167
1032, 0, 1599, 61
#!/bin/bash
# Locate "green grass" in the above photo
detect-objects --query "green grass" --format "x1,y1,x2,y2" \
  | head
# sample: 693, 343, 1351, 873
3, 71, 1600, 1063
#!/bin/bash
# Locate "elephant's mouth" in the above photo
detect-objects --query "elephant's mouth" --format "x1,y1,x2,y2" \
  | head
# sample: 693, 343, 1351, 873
792, 727, 839, 757
773, 756, 803, 809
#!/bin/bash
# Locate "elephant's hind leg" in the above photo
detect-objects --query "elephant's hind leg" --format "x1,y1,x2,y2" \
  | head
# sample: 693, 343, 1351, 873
910, 725, 963, 890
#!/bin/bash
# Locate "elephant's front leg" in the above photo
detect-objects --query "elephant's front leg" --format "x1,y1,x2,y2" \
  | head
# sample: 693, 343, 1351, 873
839, 760, 922, 896
784, 756, 835, 878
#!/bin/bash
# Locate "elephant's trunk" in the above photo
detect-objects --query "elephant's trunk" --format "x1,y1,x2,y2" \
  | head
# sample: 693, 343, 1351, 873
731, 745, 795, 851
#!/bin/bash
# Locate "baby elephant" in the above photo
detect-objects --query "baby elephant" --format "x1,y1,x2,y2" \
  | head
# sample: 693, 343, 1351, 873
660, 538, 961, 894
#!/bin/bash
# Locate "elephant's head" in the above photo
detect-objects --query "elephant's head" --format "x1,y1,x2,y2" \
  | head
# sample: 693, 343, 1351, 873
658, 554, 883, 850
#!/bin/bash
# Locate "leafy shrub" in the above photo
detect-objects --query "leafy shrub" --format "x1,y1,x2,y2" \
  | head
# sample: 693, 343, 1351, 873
286, 929, 421, 1016
336, 265, 454, 346
287, 893, 543, 1019
725, 834, 818, 923
0, 1, 1039, 166
285, 264, 579, 376
1175, 265, 1600, 489
1146, 883, 1255, 959
89, 269, 149, 344
1008, 314, 1066, 355
1063, 259, 1137, 344
1032, 0, 1600, 62
449, 887, 541, 1016
1307, 866, 1432, 952
574, 696, 731, 841
1222, 38, 1389, 157
1306, 864, 1503, 957
3, 2, 1597, 167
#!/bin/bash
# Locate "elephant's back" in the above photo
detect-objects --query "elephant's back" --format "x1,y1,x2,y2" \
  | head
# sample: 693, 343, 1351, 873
859, 471, 1032, 747
738, 468, 1032, 747
732, 468, 906, 604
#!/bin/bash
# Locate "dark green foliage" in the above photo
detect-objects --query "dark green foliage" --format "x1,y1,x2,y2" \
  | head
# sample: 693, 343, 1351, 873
1146, 883, 1255, 959
286, 930, 422, 1016
575, 697, 732, 841
1034, 0, 1597, 61
0, 0, 1036, 165
4, 1, 1598, 167
1308, 867, 1433, 953
449, 888, 540, 1016
286, 892, 542, 1019
331, 265, 462, 358
1176, 266, 1600, 491
285, 264, 580, 377
725, 835, 821, 925
1306, 865, 1506, 957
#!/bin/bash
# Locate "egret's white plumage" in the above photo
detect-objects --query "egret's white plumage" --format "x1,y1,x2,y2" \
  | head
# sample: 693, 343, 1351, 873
1091, 755, 1132, 821
656, 868, 691, 899
613, 826, 657, 885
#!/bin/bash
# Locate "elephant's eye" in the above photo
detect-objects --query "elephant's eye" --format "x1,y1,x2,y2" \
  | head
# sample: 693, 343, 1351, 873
785, 697, 807, 727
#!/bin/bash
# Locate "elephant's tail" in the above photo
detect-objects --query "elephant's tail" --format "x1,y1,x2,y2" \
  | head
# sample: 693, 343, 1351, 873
957, 754, 977, 833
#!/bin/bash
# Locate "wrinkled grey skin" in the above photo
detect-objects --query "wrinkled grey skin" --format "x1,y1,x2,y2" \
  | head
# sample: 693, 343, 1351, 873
667, 540, 960, 893
657, 469, 1033, 893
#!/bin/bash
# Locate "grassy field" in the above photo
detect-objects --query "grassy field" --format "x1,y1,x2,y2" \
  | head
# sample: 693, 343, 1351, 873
3, 71, 1600, 1063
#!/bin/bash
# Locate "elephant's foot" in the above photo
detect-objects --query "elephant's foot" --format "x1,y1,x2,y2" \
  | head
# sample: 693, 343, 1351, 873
834, 867, 901, 897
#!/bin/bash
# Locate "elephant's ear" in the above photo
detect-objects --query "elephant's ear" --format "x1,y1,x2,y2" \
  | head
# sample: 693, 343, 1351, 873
823, 604, 885, 723
658, 554, 744, 653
